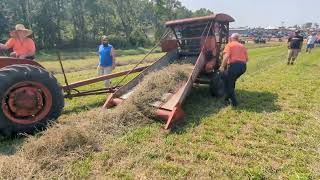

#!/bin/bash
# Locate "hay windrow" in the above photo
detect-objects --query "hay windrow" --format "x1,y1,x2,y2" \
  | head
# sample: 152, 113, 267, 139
0, 63, 193, 179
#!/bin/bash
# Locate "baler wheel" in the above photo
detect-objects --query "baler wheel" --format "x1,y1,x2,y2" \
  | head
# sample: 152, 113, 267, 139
0, 65, 64, 137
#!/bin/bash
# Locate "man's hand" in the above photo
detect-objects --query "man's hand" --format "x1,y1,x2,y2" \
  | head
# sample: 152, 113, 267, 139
19, 55, 26, 59
219, 66, 225, 73
10, 52, 17, 58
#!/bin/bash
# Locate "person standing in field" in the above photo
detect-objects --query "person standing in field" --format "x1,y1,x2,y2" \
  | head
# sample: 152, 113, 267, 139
98, 35, 116, 88
306, 32, 318, 54
0, 24, 36, 60
287, 30, 303, 65
219, 33, 248, 107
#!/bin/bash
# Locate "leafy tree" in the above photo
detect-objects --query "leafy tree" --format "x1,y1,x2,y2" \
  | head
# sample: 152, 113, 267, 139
0, 0, 213, 49
193, 8, 213, 17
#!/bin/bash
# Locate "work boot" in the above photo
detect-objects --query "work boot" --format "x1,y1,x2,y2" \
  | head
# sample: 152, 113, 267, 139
291, 61, 294, 65
287, 61, 290, 65
224, 97, 231, 106
230, 97, 238, 107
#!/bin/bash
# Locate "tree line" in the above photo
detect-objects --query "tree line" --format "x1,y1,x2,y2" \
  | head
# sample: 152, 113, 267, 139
0, 0, 212, 49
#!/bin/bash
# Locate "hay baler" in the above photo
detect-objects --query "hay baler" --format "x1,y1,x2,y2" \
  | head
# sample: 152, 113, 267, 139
0, 14, 234, 136
105, 14, 234, 129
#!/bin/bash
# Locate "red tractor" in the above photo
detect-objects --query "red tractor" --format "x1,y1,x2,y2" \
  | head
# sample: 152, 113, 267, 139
0, 58, 64, 136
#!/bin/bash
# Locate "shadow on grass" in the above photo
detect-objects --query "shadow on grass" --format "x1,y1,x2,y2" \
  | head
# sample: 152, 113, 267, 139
171, 87, 280, 133
0, 137, 25, 155
236, 89, 280, 113
63, 99, 105, 115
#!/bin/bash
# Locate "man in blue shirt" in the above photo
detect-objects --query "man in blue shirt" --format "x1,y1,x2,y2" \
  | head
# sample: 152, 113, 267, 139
306, 32, 318, 54
98, 35, 116, 88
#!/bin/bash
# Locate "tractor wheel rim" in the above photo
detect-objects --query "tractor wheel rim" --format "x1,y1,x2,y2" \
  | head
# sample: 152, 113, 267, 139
2, 81, 53, 125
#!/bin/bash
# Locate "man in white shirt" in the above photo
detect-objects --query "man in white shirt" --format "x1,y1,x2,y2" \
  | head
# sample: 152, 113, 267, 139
306, 32, 318, 54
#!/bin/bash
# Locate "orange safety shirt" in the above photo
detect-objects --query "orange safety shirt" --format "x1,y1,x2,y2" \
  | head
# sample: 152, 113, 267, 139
5, 38, 36, 57
223, 41, 248, 64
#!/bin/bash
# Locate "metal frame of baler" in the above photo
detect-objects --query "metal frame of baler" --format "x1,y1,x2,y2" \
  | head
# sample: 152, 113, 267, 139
58, 14, 233, 99
166, 20, 231, 70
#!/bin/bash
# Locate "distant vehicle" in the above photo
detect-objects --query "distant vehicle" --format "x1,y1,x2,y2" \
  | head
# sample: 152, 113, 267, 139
254, 37, 266, 44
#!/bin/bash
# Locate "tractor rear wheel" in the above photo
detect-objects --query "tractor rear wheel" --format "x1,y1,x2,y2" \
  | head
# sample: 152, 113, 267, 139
0, 65, 64, 136
209, 72, 225, 97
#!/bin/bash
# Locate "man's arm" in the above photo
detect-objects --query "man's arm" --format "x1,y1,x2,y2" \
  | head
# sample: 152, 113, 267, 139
0, 38, 14, 50
0, 43, 9, 50
299, 37, 304, 50
219, 53, 230, 72
245, 49, 249, 62
287, 37, 291, 48
111, 48, 116, 70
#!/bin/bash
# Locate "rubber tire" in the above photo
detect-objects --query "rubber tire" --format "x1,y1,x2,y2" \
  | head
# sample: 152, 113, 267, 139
0, 64, 64, 136
209, 72, 225, 97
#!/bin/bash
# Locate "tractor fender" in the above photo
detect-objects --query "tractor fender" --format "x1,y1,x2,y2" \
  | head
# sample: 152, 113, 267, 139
0, 57, 44, 69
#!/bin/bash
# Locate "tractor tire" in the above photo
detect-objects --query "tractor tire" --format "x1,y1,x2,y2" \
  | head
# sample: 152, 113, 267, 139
209, 72, 225, 97
0, 64, 64, 136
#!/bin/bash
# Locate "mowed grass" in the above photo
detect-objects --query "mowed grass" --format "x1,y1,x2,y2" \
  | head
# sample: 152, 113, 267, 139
40, 52, 164, 74
1, 43, 320, 179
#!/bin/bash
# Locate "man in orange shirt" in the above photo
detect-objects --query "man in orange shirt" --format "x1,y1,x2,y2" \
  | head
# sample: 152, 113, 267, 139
0, 24, 36, 60
219, 33, 248, 107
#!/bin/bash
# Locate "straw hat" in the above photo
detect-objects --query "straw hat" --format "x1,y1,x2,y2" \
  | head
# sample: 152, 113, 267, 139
9, 24, 33, 38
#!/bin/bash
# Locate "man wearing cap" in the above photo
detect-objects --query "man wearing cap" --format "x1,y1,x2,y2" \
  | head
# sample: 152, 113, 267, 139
98, 35, 116, 88
219, 33, 248, 107
287, 30, 303, 65
306, 32, 318, 54
0, 24, 36, 60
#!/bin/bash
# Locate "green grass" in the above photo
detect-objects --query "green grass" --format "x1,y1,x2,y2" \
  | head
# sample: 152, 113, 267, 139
40, 52, 164, 74
1, 44, 320, 178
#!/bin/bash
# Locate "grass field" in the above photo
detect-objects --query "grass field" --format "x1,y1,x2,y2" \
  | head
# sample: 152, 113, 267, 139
1, 43, 320, 179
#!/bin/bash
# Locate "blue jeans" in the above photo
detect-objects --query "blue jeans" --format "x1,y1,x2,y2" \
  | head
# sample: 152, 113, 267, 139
223, 62, 247, 105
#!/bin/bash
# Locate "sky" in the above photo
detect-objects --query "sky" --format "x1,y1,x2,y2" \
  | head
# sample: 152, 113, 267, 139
180, 0, 320, 28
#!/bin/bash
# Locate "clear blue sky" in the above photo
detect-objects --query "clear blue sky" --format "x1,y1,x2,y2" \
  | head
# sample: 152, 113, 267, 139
180, 0, 320, 28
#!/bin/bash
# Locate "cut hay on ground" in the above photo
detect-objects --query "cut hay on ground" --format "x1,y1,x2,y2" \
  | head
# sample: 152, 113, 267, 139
0, 63, 193, 179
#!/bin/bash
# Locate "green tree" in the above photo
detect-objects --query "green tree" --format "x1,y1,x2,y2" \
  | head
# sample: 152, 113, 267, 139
0, 0, 214, 49
193, 8, 213, 17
